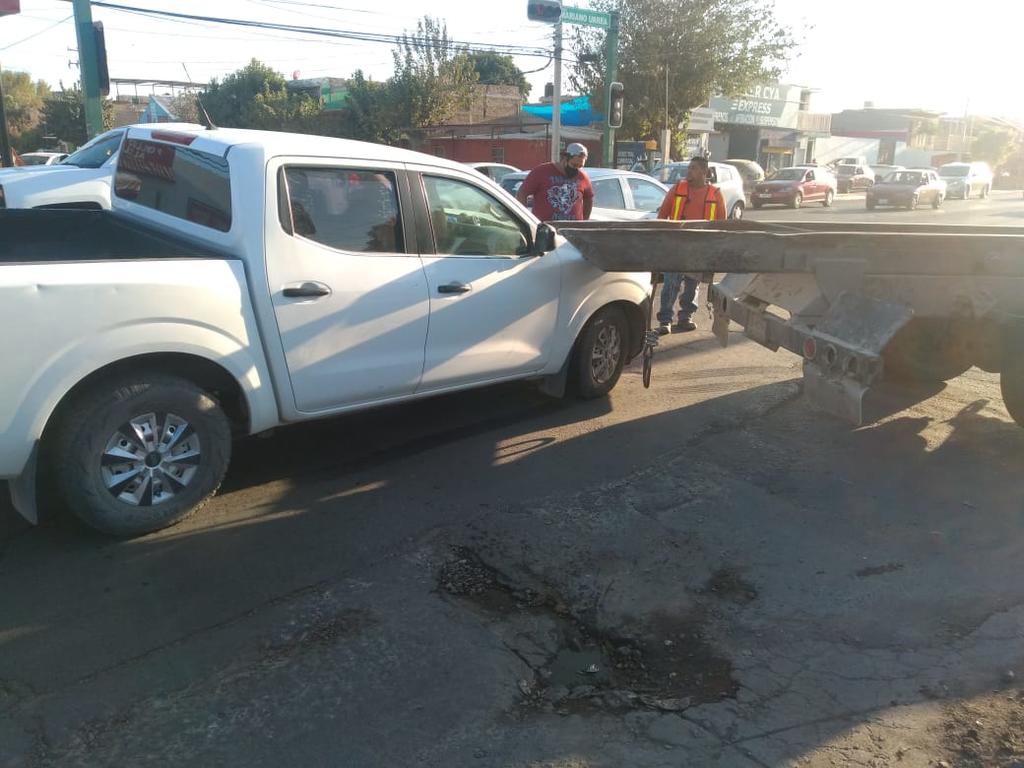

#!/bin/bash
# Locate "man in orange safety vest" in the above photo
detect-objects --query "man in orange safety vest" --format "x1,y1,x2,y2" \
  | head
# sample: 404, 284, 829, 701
655, 156, 726, 333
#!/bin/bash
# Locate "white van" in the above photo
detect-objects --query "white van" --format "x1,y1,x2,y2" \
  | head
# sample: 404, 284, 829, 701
937, 161, 993, 200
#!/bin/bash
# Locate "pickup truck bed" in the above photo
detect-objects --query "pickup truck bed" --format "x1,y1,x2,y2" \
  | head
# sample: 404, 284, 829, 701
0, 209, 227, 262
557, 219, 1024, 427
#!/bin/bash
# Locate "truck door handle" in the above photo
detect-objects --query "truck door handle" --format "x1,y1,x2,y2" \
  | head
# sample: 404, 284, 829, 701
283, 281, 331, 298
437, 282, 472, 295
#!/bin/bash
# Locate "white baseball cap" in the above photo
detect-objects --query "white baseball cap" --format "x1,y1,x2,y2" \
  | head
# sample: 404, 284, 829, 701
564, 142, 589, 158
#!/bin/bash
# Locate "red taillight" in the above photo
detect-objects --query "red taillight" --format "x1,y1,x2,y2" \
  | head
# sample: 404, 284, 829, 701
150, 130, 197, 146
802, 337, 817, 360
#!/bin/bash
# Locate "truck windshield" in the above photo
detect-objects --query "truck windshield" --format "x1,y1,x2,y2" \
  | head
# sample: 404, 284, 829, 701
61, 131, 123, 169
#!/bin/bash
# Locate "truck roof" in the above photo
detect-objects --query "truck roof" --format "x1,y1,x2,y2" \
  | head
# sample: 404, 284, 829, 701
125, 125, 474, 175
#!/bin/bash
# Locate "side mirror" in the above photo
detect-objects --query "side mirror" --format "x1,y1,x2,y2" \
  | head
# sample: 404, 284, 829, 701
533, 222, 557, 256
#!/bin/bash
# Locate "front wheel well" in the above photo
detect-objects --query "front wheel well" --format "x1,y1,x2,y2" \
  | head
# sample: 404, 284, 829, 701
42, 353, 250, 446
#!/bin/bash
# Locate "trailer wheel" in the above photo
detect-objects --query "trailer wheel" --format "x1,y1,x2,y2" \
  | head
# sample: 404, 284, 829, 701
572, 306, 628, 399
883, 320, 972, 383
1000, 336, 1024, 427
50, 375, 232, 537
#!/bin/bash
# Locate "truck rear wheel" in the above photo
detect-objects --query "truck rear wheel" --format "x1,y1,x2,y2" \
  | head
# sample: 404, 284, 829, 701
50, 375, 232, 537
572, 306, 628, 399
882, 320, 972, 383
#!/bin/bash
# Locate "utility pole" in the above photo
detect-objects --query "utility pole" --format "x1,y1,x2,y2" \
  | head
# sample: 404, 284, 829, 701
550, 21, 562, 162
72, 0, 104, 138
0, 61, 13, 167
661, 61, 671, 164
601, 10, 619, 167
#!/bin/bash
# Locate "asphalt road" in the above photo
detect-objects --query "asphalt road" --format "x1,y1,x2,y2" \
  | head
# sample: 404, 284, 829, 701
2, 199, 1024, 767
747, 188, 1024, 226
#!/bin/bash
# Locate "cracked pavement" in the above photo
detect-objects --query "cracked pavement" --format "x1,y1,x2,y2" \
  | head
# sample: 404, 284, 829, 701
2, 311, 1024, 767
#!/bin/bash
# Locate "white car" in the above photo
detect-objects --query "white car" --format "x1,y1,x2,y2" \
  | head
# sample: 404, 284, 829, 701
1, 125, 652, 536
0, 124, 201, 209
649, 160, 748, 219
499, 168, 670, 221
466, 162, 521, 183
19, 151, 69, 166
938, 161, 993, 200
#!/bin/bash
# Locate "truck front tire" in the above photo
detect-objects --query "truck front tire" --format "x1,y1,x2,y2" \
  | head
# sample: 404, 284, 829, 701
50, 375, 232, 537
572, 306, 628, 399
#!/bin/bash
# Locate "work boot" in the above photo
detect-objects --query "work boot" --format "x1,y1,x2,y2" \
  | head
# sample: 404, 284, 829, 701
672, 320, 697, 333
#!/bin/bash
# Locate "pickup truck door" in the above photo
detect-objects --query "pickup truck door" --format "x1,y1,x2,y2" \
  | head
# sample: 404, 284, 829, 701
410, 170, 561, 391
265, 162, 430, 412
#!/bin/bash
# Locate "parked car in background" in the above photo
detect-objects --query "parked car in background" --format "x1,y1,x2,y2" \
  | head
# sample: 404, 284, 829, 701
19, 151, 69, 166
836, 164, 875, 193
499, 168, 669, 221
466, 162, 521, 183
722, 158, 765, 200
870, 164, 905, 182
866, 168, 946, 210
938, 161, 993, 199
753, 165, 836, 209
649, 160, 747, 219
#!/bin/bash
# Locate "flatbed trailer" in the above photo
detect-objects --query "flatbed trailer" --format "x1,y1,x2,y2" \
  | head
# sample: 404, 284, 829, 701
556, 219, 1024, 426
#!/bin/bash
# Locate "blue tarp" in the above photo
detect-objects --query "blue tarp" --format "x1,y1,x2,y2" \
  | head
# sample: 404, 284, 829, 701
522, 96, 604, 127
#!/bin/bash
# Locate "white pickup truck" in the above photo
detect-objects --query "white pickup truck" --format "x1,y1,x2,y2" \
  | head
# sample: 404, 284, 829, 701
1, 126, 651, 536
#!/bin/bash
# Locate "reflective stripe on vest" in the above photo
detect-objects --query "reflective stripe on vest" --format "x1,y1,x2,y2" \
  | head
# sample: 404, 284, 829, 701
670, 182, 718, 221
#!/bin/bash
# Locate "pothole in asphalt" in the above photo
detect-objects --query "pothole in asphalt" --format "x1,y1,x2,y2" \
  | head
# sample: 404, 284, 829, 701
438, 547, 738, 716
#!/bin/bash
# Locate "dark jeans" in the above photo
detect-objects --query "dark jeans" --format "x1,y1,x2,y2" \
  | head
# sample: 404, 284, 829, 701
657, 273, 699, 325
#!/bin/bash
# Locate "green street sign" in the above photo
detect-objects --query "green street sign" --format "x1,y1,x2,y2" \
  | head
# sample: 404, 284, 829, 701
562, 5, 611, 28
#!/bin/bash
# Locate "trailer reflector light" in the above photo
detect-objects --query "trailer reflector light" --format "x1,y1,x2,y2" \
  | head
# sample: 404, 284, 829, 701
802, 338, 817, 360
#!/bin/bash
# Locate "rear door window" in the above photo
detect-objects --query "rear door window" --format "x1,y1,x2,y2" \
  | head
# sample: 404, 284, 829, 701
592, 178, 626, 209
115, 138, 232, 231
282, 167, 403, 253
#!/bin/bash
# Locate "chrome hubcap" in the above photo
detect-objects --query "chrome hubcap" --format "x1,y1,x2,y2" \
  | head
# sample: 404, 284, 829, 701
100, 412, 201, 506
590, 325, 622, 384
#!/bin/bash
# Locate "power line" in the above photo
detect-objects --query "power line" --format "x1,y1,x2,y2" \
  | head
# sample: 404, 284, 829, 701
57, 1, 551, 59
0, 14, 73, 52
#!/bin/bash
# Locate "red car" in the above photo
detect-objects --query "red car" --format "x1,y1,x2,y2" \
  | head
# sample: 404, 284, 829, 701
752, 166, 836, 209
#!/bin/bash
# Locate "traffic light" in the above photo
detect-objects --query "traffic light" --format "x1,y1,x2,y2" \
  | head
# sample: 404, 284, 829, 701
609, 81, 624, 128
527, 0, 561, 23
93, 22, 110, 96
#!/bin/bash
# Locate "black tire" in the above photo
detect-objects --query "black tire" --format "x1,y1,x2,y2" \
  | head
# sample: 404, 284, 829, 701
883, 320, 972, 384
790, 192, 803, 209
963, 186, 970, 200
730, 201, 744, 220
50, 375, 232, 537
1001, 339, 1024, 427
982, 185, 990, 199
932, 193, 943, 209
907, 195, 918, 211
752, 201, 763, 209
866, 199, 876, 210
572, 306, 629, 399
823, 189, 834, 207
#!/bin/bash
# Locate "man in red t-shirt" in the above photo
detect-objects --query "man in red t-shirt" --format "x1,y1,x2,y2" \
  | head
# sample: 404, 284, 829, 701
516, 143, 594, 221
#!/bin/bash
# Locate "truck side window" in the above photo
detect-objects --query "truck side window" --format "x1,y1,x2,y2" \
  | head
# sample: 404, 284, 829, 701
283, 167, 403, 254
422, 175, 531, 257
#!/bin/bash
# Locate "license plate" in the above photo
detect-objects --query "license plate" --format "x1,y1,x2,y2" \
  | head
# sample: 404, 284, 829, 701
757, 193, 771, 198
876, 198, 888, 205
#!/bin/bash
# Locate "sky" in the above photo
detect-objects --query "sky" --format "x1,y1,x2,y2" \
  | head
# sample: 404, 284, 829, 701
2, 0, 1023, 123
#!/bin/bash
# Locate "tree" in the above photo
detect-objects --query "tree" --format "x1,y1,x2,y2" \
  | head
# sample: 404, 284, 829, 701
201, 59, 318, 130
390, 17, 478, 137
467, 52, 530, 97
570, 0, 796, 150
41, 89, 114, 147
971, 127, 1018, 170
2, 70, 51, 151
336, 71, 401, 144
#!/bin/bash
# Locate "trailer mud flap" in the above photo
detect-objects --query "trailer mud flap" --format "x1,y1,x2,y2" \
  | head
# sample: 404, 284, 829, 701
803, 362, 870, 425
